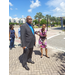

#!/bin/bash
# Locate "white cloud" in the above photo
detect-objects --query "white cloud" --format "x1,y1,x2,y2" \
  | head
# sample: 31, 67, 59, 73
9, 2, 13, 6
46, 0, 64, 7
15, 8, 18, 10
9, 16, 12, 19
30, 0, 41, 9
43, 11, 51, 14
45, 0, 65, 17
10, 8, 13, 10
28, 9, 32, 12
22, 15, 24, 18
28, 0, 41, 12
13, 15, 17, 17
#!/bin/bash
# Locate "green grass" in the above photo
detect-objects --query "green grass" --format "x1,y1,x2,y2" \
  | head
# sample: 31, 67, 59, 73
33, 25, 50, 28
62, 29, 65, 31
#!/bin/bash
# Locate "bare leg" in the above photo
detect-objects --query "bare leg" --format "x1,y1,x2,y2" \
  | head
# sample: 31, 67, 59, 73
45, 48, 50, 58
40, 48, 43, 58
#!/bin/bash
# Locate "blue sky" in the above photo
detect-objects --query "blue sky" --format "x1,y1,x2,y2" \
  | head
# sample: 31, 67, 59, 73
9, 0, 65, 19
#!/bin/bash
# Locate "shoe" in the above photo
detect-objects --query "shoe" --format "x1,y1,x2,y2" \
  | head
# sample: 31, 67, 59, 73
46, 56, 50, 58
10, 48, 12, 50
40, 55, 43, 58
24, 65, 30, 70
40, 56, 42, 58
13, 47, 16, 48
28, 60, 35, 64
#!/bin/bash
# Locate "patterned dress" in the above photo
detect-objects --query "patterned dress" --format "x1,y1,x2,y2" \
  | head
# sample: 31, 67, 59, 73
38, 29, 47, 48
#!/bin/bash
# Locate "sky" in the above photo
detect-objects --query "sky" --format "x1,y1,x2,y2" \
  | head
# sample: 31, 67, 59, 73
9, 0, 65, 19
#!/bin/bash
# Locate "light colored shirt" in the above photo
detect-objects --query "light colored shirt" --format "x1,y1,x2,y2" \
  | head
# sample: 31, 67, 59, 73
18, 27, 20, 38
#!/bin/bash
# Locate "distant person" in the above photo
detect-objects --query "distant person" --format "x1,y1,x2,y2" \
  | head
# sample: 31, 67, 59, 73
18, 25, 22, 46
9, 25, 17, 50
18, 25, 21, 39
36, 24, 49, 58
20, 16, 36, 70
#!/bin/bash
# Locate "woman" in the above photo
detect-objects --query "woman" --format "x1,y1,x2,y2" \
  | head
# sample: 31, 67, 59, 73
9, 25, 17, 49
36, 24, 49, 58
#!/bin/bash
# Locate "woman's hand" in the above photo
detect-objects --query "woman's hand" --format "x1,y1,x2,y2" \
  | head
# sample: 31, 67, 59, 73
9, 38, 11, 40
16, 36, 18, 38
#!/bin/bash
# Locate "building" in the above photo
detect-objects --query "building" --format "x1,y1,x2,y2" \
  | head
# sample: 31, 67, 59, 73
9, 17, 26, 23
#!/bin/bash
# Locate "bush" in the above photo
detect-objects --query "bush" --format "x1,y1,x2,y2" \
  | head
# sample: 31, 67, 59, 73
58, 21, 61, 25
9, 22, 23, 25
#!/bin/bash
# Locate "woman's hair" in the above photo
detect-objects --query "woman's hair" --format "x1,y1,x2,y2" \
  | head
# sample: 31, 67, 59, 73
9, 25, 13, 29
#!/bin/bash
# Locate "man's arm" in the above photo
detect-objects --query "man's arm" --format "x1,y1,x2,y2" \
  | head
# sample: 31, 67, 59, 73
20, 26, 26, 49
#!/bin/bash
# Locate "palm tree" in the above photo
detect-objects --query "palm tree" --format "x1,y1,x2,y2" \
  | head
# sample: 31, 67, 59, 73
34, 12, 44, 26
50, 16, 56, 26
56, 17, 61, 25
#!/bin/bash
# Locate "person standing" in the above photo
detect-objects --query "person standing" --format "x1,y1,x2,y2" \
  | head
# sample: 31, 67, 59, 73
18, 24, 22, 46
9, 25, 17, 50
20, 16, 36, 70
36, 24, 49, 58
18, 25, 21, 39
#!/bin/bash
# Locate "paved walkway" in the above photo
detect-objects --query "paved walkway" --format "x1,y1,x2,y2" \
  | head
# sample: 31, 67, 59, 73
9, 47, 65, 75
9, 27, 65, 75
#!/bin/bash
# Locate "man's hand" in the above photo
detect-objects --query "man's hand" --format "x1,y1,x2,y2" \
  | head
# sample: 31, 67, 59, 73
19, 37, 20, 39
16, 36, 18, 38
23, 46, 26, 49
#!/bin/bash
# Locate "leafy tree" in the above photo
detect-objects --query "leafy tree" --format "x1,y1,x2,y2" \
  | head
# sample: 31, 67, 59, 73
33, 20, 38, 25
50, 16, 56, 26
34, 12, 44, 24
40, 19, 47, 25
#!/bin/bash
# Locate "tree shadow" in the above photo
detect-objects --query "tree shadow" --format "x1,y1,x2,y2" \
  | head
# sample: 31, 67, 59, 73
52, 27, 65, 30
52, 52, 65, 75
52, 52, 65, 63
57, 63, 65, 75
33, 50, 41, 56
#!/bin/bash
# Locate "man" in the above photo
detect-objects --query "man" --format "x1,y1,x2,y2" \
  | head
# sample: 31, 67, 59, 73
20, 16, 36, 70
18, 24, 21, 39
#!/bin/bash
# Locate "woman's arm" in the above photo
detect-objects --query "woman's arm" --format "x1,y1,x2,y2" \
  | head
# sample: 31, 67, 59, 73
15, 33, 17, 38
9, 32, 10, 40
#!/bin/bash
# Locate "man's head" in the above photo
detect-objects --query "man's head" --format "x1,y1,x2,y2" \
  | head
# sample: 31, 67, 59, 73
20, 25, 21, 27
26, 16, 32, 24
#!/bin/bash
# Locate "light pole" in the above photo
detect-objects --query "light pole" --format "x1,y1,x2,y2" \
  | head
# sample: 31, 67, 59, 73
47, 15, 48, 31
51, 22, 52, 28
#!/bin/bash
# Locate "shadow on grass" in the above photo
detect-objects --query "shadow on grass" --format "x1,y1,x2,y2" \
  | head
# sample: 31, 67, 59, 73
52, 52, 65, 75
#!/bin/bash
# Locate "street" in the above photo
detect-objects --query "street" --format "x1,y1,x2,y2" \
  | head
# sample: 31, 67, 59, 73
47, 33, 65, 51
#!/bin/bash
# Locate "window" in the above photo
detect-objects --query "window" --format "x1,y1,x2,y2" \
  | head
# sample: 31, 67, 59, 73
14, 20, 16, 23
9, 19, 11, 23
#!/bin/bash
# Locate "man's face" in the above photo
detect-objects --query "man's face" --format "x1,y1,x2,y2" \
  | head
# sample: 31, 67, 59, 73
27, 16, 32, 24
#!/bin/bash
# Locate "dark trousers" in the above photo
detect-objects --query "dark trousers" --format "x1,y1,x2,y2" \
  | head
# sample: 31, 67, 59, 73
23, 47, 33, 66
10, 38, 15, 48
